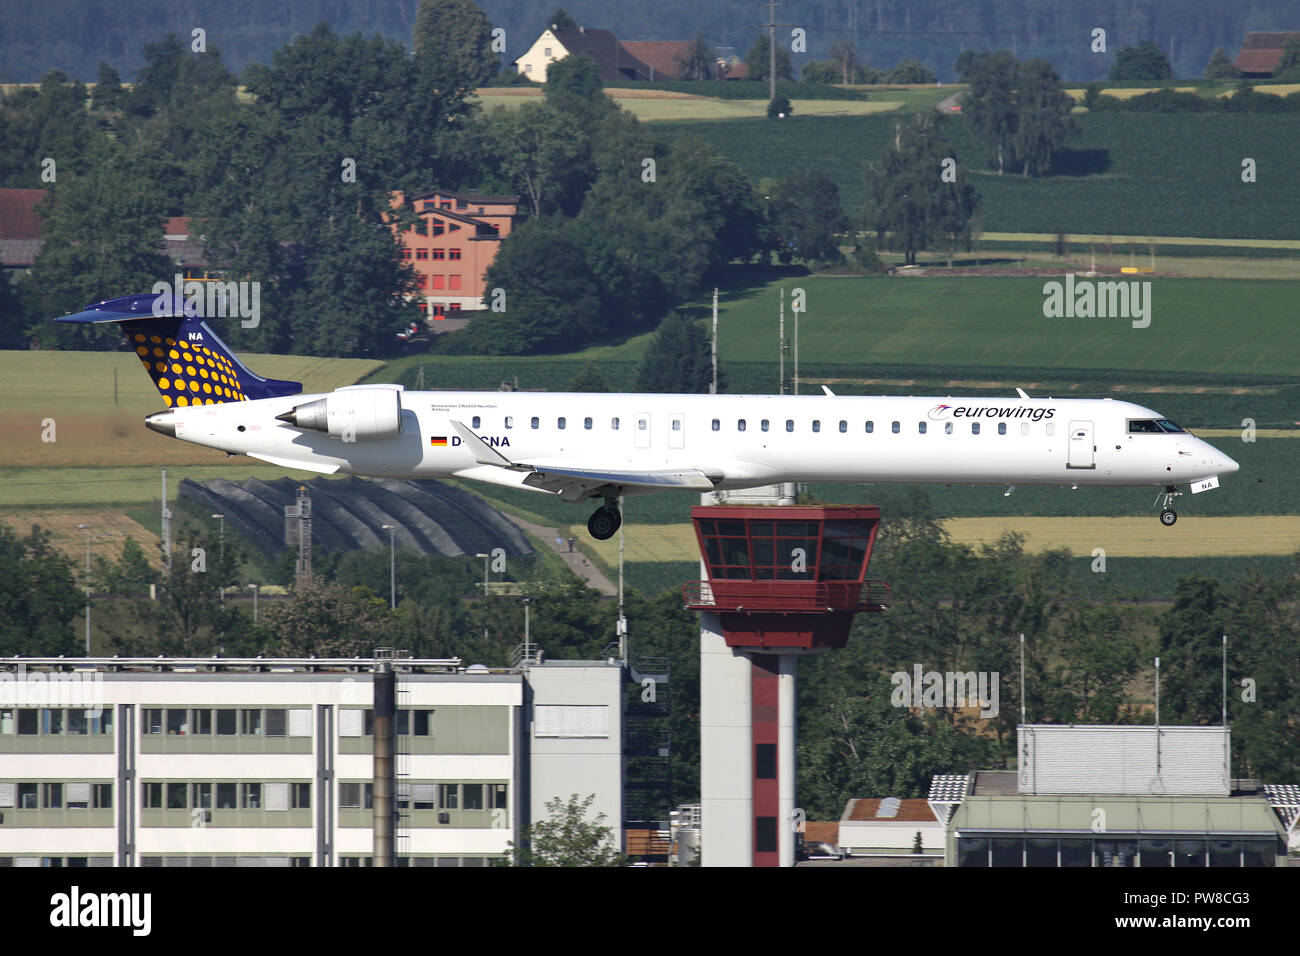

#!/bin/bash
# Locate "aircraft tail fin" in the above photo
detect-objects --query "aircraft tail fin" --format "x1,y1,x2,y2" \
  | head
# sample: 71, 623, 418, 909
54, 292, 302, 407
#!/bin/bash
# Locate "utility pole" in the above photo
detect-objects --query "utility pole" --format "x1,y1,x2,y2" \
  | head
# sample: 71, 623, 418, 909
778, 287, 786, 394
758, 1, 790, 103
212, 514, 225, 607
382, 524, 396, 609
161, 468, 171, 577
710, 288, 718, 395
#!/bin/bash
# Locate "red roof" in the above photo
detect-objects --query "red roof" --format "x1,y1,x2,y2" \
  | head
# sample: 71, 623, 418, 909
621, 41, 695, 80
846, 798, 938, 823
803, 821, 839, 844
163, 217, 190, 237
546, 27, 655, 83
0, 188, 46, 240
719, 62, 749, 80
1235, 31, 1300, 74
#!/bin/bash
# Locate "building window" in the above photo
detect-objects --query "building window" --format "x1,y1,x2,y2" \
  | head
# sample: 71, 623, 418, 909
191, 709, 212, 735
42, 709, 63, 735
142, 709, 163, 735
292, 783, 311, 809
413, 710, 433, 737
217, 783, 237, 809
216, 709, 237, 735
756, 817, 778, 854
438, 784, 458, 810
449, 249, 462, 260
42, 782, 62, 809
432, 305, 446, 317
241, 710, 262, 736
523, 64, 532, 74
432, 275, 445, 290
167, 782, 186, 809
192, 783, 212, 809
433, 222, 444, 236
94, 784, 112, 809
431, 249, 445, 260
449, 275, 462, 291
755, 743, 776, 779
448, 303, 461, 312
143, 783, 162, 809
241, 783, 262, 810
401, 249, 411, 259
544, 47, 552, 57
416, 249, 429, 260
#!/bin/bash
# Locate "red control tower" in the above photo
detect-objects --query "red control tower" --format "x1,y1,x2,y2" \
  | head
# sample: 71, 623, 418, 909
684, 505, 889, 867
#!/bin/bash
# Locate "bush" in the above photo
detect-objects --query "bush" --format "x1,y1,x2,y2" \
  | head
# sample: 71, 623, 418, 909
767, 94, 792, 118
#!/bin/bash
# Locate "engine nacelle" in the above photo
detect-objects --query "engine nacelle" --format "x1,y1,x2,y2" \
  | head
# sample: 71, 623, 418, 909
276, 388, 402, 441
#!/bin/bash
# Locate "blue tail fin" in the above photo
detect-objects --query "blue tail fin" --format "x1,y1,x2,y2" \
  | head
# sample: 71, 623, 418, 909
54, 293, 302, 407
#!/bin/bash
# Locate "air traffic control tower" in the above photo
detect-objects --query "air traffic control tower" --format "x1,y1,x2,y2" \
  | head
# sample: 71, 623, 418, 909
684, 501, 889, 866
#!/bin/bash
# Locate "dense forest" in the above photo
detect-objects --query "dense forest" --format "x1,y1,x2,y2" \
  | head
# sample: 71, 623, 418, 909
3, 0, 1298, 83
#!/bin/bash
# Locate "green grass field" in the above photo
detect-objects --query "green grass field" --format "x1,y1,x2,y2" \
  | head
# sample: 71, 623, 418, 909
655, 112, 1300, 240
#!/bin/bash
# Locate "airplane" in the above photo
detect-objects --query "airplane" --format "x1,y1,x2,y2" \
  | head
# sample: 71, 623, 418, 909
57, 293, 1240, 540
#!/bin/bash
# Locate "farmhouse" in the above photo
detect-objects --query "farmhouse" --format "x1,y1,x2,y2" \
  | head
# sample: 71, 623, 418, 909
1234, 31, 1300, 77
513, 25, 655, 83
388, 189, 520, 319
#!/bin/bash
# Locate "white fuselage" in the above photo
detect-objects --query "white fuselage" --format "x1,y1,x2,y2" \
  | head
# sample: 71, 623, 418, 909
160, 389, 1239, 499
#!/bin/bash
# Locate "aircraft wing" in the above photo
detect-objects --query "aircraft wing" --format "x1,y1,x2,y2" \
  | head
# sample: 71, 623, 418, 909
448, 419, 718, 501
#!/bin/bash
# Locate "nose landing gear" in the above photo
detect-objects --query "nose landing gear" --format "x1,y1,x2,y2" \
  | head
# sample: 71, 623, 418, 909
586, 498, 623, 540
1155, 485, 1182, 526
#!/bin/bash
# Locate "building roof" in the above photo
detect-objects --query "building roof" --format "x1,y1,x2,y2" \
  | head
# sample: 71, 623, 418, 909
411, 189, 520, 207
620, 41, 695, 80
803, 821, 839, 844
719, 61, 749, 80
1234, 31, 1300, 74
0, 188, 46, 240
953, 795, 1286, 837
0, 238, 42, 267
549, 27, 655, 82
845, 798, 939, 823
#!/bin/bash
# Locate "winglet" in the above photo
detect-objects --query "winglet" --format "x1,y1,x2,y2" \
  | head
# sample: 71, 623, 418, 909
449, 420, 519, 469
822, 385, 836, 397
1016, 387, 1030, 399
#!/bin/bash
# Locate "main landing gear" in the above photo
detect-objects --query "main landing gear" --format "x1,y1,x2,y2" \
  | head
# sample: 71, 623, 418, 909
1156, 484, 1182, 526
587, 498, 623, 540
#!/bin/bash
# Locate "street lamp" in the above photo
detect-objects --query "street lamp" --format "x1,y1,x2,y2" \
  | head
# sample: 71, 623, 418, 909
77, 524, 94, 656
211, 514, 225, 607
381, 524, 396, 609
476, 553, 489, 595
247, 583, 259, 624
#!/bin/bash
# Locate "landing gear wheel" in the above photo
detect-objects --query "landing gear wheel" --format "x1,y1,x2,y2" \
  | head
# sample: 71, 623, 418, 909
1154, 485, 1183, 527
587, 507, 620, 540
1160, 509, 1177, 527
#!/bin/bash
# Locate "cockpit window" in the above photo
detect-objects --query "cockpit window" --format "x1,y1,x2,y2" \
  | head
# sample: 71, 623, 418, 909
1129, 419, 1185, 434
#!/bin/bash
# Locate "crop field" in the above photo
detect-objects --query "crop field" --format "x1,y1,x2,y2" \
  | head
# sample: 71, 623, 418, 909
654, 112, 1300, 240
474, 86, 901, 121
0, 351, 380, 468
0, 508, 160, 568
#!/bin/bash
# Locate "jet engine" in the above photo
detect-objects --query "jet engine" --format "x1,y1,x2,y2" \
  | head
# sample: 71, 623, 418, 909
276, 387, 402, 440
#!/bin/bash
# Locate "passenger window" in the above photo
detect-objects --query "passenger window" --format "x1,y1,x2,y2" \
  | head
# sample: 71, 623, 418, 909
839, 420, 847, 433
672, 419, 681, 431
584, 417, 592, 430
1046, 423, 1055, 436
738, 419, 746, 432
637, 418, 647, 431
1020, 422, 1030, 435
611, 417, 619, 430
998, 422, 1007, 435
812, 420, 820, 433
786, 420, 794, 432
891, 421, 900, 434
761, 420, 769, 432
531, 417, 539, 429
504, 416, 513, 429
866, 421, 874, 434
558, 417, 566, 430
945, 422, 953, 434
712, 419, 720, 432
472, 416, 480, 429
972, 422, 980, 435
919, 422, 927, 434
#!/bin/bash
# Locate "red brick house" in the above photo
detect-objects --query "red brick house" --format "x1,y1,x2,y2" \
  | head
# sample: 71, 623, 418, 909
389, 190, 520, 320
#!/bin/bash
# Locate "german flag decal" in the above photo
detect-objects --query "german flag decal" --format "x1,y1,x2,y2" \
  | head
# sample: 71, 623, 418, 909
430, 436, 448, 447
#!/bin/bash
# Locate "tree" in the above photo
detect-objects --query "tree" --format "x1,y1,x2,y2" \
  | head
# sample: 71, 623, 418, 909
962, 50, 1019, 175
91, 62, 126, 112
480, 102, 589, 218
567, 364, 610, 391
829, 38, 859, 85
864, 113, 978, 265
266, 581, 394, 657
767, 94, 792, 118
767, 174, 848, 265
1157, 576, 1228, 724
413, 0, 500, 87
1275, 38, 1300, 80
0, 524, 81, 656
547, 8, 577, 30
887, 60, 936, 84
743, 34, 793, 83
508, 793, 624, 866
1011, 58, 1076, 177
1109, 42, 1174, 82
1204, 47, 1241, 80
677, 33, 714, 81
544, 53, 614, 126
635, 312, 714, 393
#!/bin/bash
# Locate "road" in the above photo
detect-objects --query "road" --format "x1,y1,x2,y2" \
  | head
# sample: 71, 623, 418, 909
503, 515, 618, 595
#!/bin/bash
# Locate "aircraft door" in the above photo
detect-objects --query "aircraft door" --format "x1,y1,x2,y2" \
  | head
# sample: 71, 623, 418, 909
635, 412, 651, 449
1067, 420, 1095, 469
668, 413, 684, 449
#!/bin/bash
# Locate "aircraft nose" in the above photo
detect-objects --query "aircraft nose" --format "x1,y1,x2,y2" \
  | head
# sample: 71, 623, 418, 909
145, 409, 177, 438
1220, 454, 1239, 475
